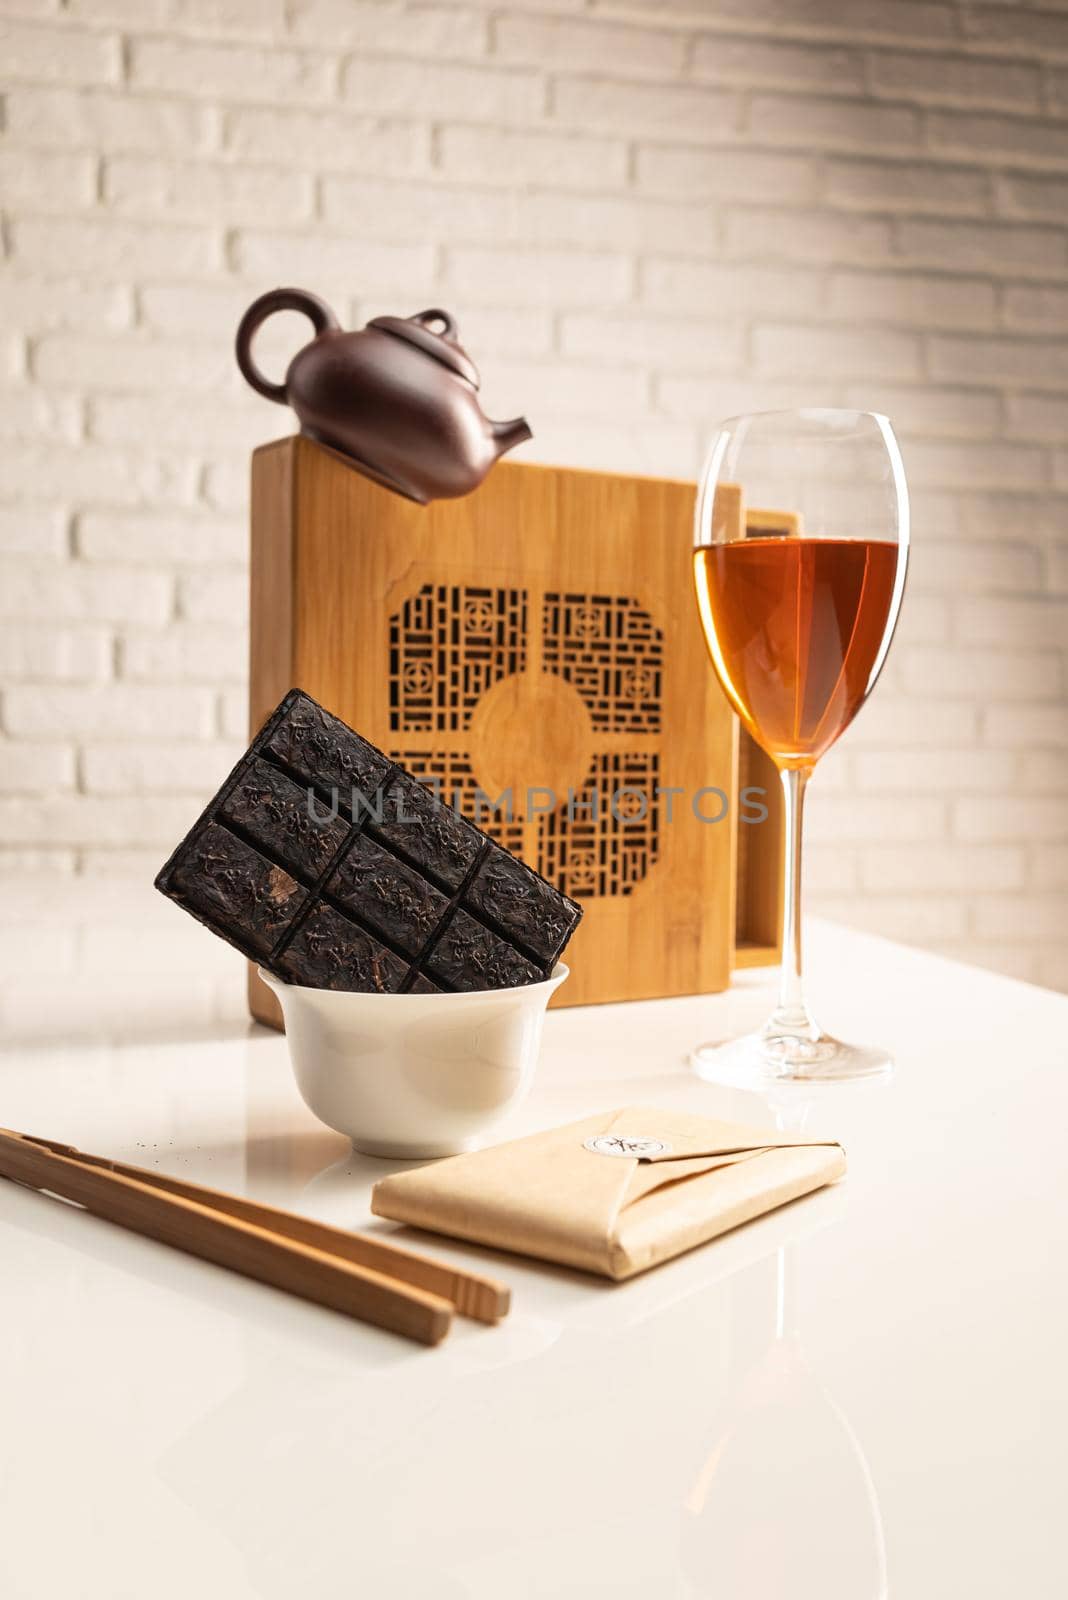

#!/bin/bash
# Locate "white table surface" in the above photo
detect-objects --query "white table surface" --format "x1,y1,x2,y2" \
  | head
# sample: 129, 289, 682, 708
1, 878, 1066, 1600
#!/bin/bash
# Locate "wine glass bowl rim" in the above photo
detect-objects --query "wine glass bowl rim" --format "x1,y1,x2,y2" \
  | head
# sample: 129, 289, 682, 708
695, 408, 910, 554
710, 406, 892, 432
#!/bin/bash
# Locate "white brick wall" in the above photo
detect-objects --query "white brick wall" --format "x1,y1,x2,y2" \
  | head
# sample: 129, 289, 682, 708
2, 0, 1067, 990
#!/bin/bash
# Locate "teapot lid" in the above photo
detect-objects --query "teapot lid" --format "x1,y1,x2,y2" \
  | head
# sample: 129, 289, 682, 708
369, 308, 480, 389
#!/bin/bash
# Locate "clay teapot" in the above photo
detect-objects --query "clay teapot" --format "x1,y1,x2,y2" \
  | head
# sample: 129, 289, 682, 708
235, 287, 531, 504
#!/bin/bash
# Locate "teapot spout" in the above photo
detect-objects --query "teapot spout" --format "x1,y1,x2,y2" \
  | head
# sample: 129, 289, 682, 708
489, 415, 533, 458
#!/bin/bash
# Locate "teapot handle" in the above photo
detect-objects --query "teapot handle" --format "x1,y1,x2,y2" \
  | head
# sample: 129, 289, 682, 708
235, 287, 340, 404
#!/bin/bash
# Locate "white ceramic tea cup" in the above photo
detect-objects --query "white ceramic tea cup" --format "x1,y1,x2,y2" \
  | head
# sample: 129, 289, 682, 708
258, 963, 569, 1159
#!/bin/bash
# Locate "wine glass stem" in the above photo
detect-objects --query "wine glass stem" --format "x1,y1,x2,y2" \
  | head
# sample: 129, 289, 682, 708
767, 765, 819, 1040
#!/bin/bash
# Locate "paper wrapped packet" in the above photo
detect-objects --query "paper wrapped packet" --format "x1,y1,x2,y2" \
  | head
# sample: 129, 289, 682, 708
371, 1106, 845, 1281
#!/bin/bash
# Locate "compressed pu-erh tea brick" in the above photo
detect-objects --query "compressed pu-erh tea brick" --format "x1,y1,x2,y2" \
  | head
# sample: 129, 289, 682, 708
155, 688, 582, 993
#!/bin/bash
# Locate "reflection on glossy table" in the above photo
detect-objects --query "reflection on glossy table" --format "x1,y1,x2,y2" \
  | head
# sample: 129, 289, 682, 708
1, 879, 1065, 1600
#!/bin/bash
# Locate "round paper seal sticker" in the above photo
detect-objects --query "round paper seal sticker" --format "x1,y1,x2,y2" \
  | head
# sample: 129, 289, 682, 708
583, 1134, 671, 1159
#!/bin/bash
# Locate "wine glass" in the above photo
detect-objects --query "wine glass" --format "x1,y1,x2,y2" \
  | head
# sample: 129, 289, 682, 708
692, 409, 908, 1084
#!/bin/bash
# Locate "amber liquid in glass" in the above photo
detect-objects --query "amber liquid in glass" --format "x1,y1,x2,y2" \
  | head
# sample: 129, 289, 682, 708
694, 536, 902, 770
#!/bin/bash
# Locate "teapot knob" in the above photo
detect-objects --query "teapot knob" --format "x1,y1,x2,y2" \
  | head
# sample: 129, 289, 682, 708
411, 307, 458, 341
236, 287, 340, 404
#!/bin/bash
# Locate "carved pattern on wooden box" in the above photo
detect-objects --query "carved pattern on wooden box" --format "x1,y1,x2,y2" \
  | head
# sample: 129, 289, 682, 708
389, 583, 527, 733
389, 581, 664, 900
538, 751, 661, 899
542, 592, 663, 733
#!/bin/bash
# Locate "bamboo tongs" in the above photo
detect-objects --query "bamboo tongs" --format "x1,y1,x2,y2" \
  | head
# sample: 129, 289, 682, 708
0, 1126, 509, 1345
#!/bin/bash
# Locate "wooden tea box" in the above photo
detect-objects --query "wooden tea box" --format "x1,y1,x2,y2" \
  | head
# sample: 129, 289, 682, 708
247, 437, 782, 1026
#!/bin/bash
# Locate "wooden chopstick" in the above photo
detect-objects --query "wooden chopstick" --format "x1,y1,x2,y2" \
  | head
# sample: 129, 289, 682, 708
0, 1128, 509, 1344
10, 1128, 510, 1325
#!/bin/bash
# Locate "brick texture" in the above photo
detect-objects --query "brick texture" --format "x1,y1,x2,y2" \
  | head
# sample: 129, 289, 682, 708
1, 0, 1067, 987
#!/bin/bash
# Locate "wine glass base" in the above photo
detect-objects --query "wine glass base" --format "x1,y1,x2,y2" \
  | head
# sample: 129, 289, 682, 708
690, 1033, 892, 1089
